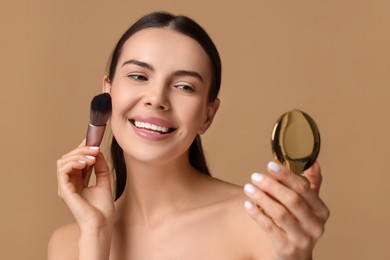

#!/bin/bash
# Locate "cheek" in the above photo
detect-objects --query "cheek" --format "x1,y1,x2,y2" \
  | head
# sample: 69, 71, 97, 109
180, 100, 208, 129
108, 87, 134, 133
110, 84, 137, 114
109, 97, 125, 125
109, 104, 124, 140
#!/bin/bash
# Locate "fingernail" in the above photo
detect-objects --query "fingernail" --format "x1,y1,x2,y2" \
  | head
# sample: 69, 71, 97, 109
244, 200, 255, 211
85, 155, 95, 160
78, 160, 86, 164
268, 161, 281, 173
244, 183, 256, 194
89, 146, 100, 150
251, 173, 264, 183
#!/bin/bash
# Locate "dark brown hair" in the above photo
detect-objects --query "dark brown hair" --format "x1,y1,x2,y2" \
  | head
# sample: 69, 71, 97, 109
108, 12, 222, 200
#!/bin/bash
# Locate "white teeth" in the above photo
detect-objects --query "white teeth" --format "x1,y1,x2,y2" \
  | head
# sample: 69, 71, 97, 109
134, 120, 169, 133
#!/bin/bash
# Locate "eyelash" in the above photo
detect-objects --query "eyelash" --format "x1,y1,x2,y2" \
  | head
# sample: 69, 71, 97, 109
127, 74, 195, 93
175, 84, 195, 93
127, 73, 148, 81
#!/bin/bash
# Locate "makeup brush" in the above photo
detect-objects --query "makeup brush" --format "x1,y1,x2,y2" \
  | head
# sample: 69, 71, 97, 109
83, 93, 112, 187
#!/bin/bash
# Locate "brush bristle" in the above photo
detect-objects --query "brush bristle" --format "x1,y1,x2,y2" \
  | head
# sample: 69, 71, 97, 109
90, 93, 112, 126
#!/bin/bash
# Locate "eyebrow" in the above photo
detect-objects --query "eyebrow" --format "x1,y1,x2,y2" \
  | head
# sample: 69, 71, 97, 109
174, 70, 204, 83
121, 59, 204, 83
121, 59, 154, 71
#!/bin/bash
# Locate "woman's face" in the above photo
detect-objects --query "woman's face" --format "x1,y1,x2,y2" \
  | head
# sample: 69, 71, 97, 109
106, 28, 219, 165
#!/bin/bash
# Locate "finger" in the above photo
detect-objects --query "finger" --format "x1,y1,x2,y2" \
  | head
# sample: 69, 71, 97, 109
248, 173, 328, 241
57, 154, 97, 196
57, 159, 85, 197
303, 161, 322, 194
243, 199, 312, 253
93, 153, 112, 193
244, 182, 306, 239
57, 153, 97, 170
78, 139, 86, 147
267, 161, 329, 220
61, 146, 100, 160
243, 200, 287, 245
264, 163, 330, 237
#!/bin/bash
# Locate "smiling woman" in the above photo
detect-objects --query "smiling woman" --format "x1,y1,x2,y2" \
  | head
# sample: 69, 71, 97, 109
48, 11, 329, 260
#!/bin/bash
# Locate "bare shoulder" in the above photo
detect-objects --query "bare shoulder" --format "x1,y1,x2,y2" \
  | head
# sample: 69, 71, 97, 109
199, 176, 271, 258
47, 223, 79, 260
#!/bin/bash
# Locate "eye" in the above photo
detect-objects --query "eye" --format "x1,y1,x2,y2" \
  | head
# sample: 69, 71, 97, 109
127, 74, 148, 81
175, 84, 195, 93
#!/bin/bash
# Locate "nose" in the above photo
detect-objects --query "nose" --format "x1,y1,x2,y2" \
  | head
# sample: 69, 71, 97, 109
144, 84, 170, 111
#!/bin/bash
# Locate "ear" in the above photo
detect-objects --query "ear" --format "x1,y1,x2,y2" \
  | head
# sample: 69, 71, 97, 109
198, 98, 220, 135
102, 75, 111, 93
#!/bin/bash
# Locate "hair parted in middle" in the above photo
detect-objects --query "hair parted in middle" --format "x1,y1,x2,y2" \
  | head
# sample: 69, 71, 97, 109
107, 11, 222, 200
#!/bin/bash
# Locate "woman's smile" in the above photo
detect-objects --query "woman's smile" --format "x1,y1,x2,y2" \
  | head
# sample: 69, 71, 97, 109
133, 121, 170, 134
107, 27, 216, 161
129, 115, 177, 140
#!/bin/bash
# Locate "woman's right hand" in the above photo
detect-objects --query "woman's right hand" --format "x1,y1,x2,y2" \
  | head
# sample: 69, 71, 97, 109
56, 140, 115, 232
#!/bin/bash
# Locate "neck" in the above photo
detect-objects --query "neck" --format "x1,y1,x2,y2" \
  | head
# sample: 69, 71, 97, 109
114, 152, 202, 227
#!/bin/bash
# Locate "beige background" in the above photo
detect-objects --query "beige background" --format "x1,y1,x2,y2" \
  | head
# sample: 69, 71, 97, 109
1, 0, 389, 259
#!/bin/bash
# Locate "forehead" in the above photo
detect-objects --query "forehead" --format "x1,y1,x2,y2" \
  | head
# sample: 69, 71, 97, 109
118, 28, 211, 79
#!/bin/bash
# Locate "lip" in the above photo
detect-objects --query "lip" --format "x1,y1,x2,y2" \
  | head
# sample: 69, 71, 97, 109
129, 115, 176, 141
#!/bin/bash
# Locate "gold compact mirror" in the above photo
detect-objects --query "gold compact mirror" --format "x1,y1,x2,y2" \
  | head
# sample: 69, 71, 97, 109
271, 109, 320, 175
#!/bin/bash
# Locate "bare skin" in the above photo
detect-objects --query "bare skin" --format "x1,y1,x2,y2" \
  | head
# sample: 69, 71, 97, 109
48, 27, 329, 260
49, 168, 268, 259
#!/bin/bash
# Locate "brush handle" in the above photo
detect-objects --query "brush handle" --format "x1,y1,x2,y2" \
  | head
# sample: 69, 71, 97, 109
83, 124, 106, 187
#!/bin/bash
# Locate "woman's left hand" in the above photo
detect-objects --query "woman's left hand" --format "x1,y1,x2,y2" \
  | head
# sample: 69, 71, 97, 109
243, 161, 330, 260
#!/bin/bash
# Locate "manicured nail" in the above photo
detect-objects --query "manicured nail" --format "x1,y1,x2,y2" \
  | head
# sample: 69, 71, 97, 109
244, 183, 256, 194
251, 173, 264, 183
85, 155, 95, 160
89, 146, 100, 150
268, 161, 281, 173
78, 160, 86, 164
244, 200, 255, 211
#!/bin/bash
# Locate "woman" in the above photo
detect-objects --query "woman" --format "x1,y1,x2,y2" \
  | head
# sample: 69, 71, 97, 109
49, 12, 329, 260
